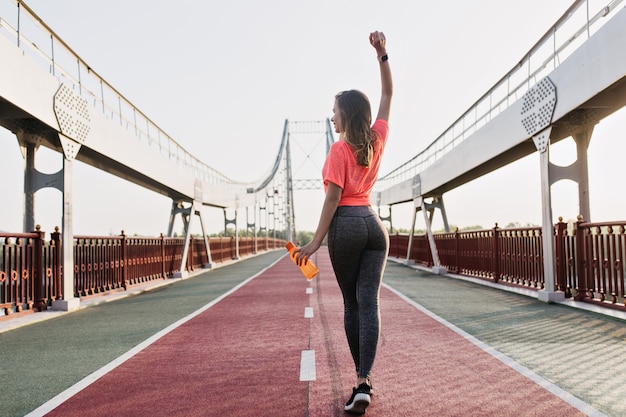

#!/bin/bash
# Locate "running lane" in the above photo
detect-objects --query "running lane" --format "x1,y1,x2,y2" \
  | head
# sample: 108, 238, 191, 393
40, 248, 588, 416
41, 255, 313, 417
307, 253, 588, 417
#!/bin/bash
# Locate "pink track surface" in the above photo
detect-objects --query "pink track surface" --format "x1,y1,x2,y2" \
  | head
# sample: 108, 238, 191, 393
46, 249, 585, 416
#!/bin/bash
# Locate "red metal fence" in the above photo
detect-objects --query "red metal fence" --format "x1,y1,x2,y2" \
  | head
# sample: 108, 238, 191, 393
558, 220, 626, 308
0, 228, 48, 315
0, 229, 284, 316
389, 218, 626, 312
4, 219, 626, 317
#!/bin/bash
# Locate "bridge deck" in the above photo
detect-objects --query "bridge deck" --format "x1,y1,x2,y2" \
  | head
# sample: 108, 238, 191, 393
1, 250, 624, 416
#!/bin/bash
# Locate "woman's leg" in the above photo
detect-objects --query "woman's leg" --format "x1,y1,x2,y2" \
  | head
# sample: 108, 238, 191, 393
328, 207, 389, 380
354, 213, 388, 380
328, 211, 368, 375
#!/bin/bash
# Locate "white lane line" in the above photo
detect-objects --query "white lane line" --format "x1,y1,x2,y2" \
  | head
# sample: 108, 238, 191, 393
304, 307, 314, 318
306, 287, 313, 294
300, 350, 316, 381
383, 283, 608, 417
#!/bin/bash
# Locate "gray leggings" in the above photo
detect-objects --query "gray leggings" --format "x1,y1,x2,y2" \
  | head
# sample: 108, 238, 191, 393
328, 206, 389, 379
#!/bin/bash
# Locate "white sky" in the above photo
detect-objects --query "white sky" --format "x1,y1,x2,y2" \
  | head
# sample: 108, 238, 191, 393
0, 0, 624, 236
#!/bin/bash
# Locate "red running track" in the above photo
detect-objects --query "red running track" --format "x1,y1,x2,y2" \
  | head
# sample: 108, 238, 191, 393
42, 249, 585, 416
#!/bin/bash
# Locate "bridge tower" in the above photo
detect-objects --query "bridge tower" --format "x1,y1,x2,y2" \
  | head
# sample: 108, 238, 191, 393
282, 119, 335, 243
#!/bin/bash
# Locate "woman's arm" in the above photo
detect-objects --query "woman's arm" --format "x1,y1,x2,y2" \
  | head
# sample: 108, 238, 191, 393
369, 31, 393, 122
293, 182, 342, 264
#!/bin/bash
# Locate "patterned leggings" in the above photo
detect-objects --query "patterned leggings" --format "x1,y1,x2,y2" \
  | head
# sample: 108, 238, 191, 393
328, 205, 389, 379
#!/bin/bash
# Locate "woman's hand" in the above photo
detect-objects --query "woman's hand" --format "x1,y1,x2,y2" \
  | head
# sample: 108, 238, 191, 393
369, 31, 387, 56
293, 240, 321, 266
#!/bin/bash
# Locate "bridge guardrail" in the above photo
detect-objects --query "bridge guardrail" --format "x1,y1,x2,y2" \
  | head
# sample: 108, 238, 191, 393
0, 227, 50, 314
0, 228, 284, 316
390, 217, 626, 311
4, 218, 626, 317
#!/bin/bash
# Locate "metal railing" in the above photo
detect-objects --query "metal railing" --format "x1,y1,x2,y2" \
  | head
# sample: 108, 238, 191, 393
559, 219, 626, 306
0, 0, 263, 193
0, 227, 50, 314
0, 228, 285, 316
374, 0, 625, 192
4, 218, 626, 316
389, 218, 626, 311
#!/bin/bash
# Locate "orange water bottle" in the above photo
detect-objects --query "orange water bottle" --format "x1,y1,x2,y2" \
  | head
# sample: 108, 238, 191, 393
285, 242, 319, 280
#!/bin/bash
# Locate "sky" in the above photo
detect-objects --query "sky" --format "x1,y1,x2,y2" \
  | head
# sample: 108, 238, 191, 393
0, 0, 624, 237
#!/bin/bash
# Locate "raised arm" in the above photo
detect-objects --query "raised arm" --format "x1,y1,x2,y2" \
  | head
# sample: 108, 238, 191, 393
369, 31, 393, 122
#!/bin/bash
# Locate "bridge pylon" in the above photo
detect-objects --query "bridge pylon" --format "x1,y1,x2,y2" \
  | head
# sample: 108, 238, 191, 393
281, 119, 335, 242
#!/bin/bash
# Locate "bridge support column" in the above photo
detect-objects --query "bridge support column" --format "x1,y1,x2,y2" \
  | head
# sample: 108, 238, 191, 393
535, 125, 594, 302
421, 197, 448, 275
52, 147, 81, 311
547, 125, 593, 222
259, 199, 269, 250
247, 205, 258, 254
196, 204, 213, 268
522, 78, 563, 303
224, 208, 240, 260
573, 127, 592, 222
407, 194, 448, 274
18, 134, 63, 233
19, 131, 82, 311
169, 200, 212, 278
23, 141, 37, 233
407, 175, 448, 274
535, 128, 565, 303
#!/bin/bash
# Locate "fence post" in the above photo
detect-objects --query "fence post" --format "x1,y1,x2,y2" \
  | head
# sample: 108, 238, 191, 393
574, 216, 589, 300
493, 223, 500, 283
394, 232, 400, 259
160, 233, 166, 279
32, 225, 47, 311
121, 230, 128, 290
554, 217, 568, 293
51, 227, 62, 300
188, 236, 194, 271
452, 228, 459, 274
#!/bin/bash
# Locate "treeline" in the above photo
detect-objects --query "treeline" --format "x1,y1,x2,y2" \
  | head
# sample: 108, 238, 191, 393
166, 221, 538, 245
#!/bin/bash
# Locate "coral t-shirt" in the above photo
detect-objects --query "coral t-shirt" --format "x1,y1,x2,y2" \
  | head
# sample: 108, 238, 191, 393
322, 119, 389, 206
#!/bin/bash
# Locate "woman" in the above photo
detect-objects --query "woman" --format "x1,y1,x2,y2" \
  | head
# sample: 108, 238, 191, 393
294, 30, 392, 414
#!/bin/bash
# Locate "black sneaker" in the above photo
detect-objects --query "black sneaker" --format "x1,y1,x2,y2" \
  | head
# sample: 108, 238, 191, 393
344, 383, 371, 414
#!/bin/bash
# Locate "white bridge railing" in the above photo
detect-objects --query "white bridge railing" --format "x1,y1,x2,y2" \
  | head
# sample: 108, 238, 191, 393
0, 0, 260, 194
374, 0, 625, 193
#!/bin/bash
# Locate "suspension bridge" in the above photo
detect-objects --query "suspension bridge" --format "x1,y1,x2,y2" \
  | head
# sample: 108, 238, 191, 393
1, 0, 625, 308
1, 1, 626, 416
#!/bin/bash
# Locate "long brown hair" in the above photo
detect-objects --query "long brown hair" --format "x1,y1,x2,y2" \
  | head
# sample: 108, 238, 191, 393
335, 90, 374, 167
